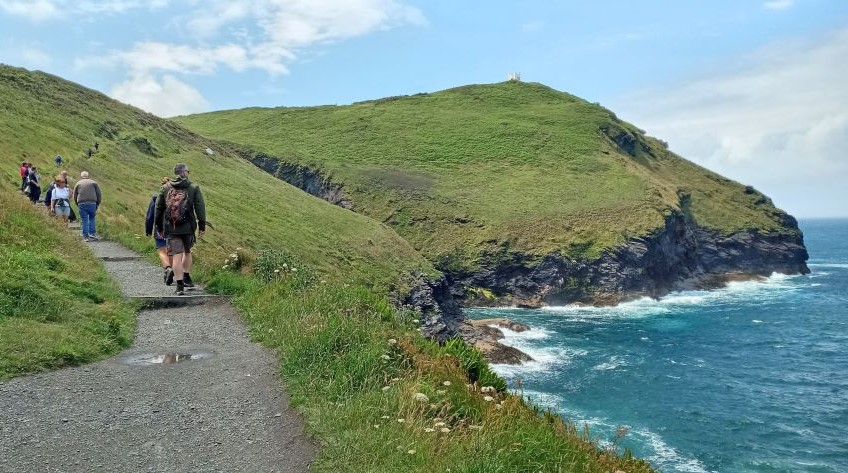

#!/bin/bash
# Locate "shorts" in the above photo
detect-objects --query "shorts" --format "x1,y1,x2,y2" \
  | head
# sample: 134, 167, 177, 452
154, 236, 167, 249
54, 205, 71, 217
166, 234, 195, 256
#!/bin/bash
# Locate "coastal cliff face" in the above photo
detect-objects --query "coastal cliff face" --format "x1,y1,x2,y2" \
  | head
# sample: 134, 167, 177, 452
237, 149, 809, 321
454, 210, 809, 308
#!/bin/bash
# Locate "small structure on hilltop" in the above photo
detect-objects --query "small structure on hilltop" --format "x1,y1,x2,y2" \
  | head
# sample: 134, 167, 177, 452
507, 72, 521, 82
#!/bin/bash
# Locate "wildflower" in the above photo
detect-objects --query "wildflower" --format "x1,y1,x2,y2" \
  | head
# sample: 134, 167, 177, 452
483, 396, 494, 402
434, 421, 446, 427
230, 253, 237, 258
440, 427, 450, 433
387, 338, 397, 345
424, 428, 435, 433
382, 386, 391, 392
381, 354, 391, 361
282, 263, 288, 268
274, 269, 280, 273
373, 424, 380, 429
391, 377, 400, 382
381, 415, 390, 419
436, 389, 446, 395
291, 268, 298, 272
407, 449, 416, 455
470, 425, 483, 431
442, 381, 451, 386
414, 393, 429, 403
495, 404, 504, 410
222, 265, 228, 270
481, 386, 495, 393
320, 280, 327, 284
397, 418, 405, 423
411, 318, 419, 324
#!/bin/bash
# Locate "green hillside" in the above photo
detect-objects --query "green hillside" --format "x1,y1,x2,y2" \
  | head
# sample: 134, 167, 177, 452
0, 64, 434, 288
178, 81, 796, 271
0, 65, 655, 472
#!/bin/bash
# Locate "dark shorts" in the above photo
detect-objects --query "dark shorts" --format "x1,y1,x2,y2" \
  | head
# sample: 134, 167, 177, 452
154, 236, 167, 249
166, 234, 195, 256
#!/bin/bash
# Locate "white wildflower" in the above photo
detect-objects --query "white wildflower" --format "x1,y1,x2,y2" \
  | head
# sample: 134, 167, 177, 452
442, 381, 451, 386
222, 265, 228, 270
397, 418, 405, 423
440, 427, 451, 433
470, 425, 483, 431
407, 449, 416, 455
495, 404, 504, 410
414, 393, 429, 403
481, 386, 495, 393
387, 338, 397, 345
436, 389, 447, 395
274, 269, 280, 273
373, 424, 380, 429
291, 268, 298, 272
434, 421, 446, 427
282, 263, 288, 268
230, 253, 237, 258
381, 415, 390, 419
381, 354, 391, 360
424, 428, 435, 433
483, 396, 494, 402
391, 377, 400, 382
382, 386, 391, 392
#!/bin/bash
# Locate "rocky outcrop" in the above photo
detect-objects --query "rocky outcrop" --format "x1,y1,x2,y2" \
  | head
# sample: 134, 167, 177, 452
239, 150, 353, 209
447, 209, 809, 308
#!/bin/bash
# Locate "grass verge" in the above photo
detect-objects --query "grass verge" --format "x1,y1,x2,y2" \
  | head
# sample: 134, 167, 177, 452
206, 256, 654, 472
0, 193, 135, 380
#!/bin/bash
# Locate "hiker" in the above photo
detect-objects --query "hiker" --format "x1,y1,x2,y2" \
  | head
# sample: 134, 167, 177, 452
155, 163, 206, 295
54, 154, 62, 168
146, 177, 173, 283
27, 166, 41, 204
87, 148, 93, 158
43, 177, 55, 208
94, 142, 99, 152
50, 177, 72, 223
73, 171, 101, 241
19, 162, 28, 192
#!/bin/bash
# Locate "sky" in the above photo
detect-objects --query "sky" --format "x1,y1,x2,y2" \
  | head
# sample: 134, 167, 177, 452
1, 0, 846, 218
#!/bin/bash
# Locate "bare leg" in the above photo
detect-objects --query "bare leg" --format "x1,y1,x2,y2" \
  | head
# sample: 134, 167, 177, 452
157, 247, 170, 268
183, 251, 193, 274
172, 252, 186, 281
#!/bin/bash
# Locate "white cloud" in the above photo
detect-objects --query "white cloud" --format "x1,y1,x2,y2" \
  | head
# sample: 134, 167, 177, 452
0, 0, 168, 20
763, 0, 794, 11
20, 47, 52, 68
613, 26, 848, 217
111, 74, 210, 117
89, 0, 424, 114
0, 0, 60, 21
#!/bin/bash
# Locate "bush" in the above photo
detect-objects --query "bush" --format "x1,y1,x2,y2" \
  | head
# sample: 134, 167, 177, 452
253, 248, 316, 290
441, 338, 507, 392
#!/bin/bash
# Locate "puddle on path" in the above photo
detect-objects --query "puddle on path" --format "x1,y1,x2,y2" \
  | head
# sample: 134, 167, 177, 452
121, 351, 212, 365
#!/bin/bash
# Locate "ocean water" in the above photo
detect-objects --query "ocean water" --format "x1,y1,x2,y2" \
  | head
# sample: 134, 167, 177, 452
467, 219, 848, 473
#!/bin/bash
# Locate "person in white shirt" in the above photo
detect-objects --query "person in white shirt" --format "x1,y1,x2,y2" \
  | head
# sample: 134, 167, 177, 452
50, 177, 72, 223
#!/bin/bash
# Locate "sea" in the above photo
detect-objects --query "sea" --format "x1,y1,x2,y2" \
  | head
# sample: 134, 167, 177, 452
467, 219, 847, 473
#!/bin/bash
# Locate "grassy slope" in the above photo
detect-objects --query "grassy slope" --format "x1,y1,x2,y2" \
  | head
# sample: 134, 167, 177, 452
0, 65, 654, 471
0, 193, 134, 379
178, 81, 795, 268
0, 65, 434, 289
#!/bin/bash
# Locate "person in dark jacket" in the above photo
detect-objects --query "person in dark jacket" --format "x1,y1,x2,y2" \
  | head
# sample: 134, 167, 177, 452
27, 166, 41, 204
146, 177, 173, 283
154, 163, 206, 295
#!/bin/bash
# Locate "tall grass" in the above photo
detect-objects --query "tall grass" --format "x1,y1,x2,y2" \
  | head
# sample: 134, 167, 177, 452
0, 193, 135, 379
206, 261, 654, 472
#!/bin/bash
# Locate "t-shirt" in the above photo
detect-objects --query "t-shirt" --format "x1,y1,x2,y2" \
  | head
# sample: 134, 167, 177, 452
52, 186, 70, 205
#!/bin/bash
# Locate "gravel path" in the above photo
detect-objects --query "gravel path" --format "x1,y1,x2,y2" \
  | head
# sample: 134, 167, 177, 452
0, 241, 316, 472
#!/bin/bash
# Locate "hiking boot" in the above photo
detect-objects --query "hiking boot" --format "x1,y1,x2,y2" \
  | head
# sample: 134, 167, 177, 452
88, 235, 101, 241
175, 281, 185, 296
182, 273, 195, 288
164, 267, 174, 286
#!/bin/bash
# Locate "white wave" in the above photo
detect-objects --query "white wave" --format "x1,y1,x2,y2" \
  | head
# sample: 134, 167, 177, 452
632, 428, 712, 473
752, 319, 764, 324
593, 355, 627, 371
495, 325, 551, 340
808, 263, 848, 269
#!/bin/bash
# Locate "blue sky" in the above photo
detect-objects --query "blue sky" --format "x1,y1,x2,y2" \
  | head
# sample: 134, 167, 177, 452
1, 0, 846, 218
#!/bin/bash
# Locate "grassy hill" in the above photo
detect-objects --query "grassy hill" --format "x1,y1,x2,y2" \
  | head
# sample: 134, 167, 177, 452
0, 64, 434, 289
177, 81, 797, 275
0, 65, 655, 471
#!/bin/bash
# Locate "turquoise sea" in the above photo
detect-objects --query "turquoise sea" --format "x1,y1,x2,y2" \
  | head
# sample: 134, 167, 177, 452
467, 219, 847, 473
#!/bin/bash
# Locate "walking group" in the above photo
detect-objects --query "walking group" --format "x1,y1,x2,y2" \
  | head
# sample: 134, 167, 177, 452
20, 161, 102, 241
19, 159, 206, 296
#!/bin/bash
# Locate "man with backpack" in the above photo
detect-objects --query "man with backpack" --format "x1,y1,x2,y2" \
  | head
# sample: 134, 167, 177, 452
155, 163, 206, 295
